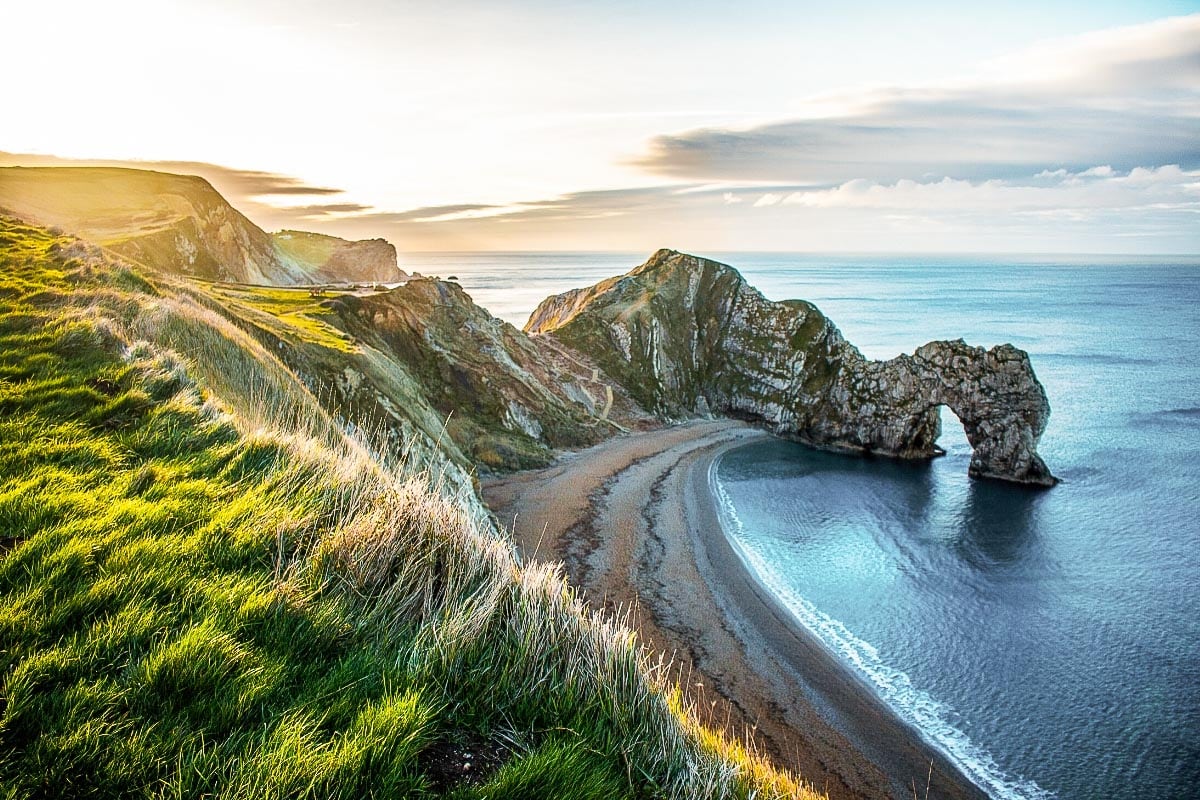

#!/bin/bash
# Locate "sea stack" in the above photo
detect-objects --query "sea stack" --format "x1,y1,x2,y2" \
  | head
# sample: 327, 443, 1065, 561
527, 249, 1056, 486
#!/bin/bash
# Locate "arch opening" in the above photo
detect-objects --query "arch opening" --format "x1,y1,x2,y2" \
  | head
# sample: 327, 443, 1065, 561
935, 404, 971, 458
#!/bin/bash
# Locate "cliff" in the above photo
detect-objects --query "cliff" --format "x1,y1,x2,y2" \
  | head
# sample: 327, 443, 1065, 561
316, 277, 653, 470
527, 249, 1056, 486
272, 229, 406, 284
0, 167, 402, 285
0, 166, 648, 474
164, 275, 652, 474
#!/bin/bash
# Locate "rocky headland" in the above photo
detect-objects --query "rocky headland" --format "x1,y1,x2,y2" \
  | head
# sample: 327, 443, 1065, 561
272, 229, 407, 285
527, 248, 1056, 486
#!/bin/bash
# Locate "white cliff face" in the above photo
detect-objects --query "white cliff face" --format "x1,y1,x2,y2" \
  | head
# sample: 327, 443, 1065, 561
272, 231, 406, 284
527, 249, 1057, 486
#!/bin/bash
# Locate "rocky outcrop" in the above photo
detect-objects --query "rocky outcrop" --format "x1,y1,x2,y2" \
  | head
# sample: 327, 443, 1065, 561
527, 249, 1056, 486
272, 230, 407, 284
321, 278, 654, 470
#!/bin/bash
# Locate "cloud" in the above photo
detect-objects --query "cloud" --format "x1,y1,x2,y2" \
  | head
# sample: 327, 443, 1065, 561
285, 202, 375, 217
632, 15, 1200, 185
778, 166, 1200, 216
142, 162, 342, 197
344, 203, 511, 224
319, 170, 1199, 254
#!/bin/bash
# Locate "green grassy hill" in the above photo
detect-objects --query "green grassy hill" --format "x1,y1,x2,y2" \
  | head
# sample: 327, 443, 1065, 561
0, 168, 402, 285
0, 218, 818, 798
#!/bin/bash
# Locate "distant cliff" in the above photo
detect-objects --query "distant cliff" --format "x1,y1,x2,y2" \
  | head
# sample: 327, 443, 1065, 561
528, 249, 1056, 486
273, 230, 406, 284
0, 166, 647, 473
0, 167, 403, 285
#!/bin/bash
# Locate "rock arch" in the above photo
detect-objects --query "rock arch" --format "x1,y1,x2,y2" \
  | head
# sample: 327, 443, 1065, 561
528, 249, 1057, 487
916, 340, 1055, 485
811, 340, 1057, 486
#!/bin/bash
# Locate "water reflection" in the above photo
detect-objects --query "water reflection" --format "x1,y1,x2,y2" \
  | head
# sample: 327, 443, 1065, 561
952, 480, 1044, 568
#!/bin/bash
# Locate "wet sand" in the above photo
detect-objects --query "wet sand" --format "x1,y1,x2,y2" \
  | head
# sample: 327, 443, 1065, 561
482, 420, 986, 800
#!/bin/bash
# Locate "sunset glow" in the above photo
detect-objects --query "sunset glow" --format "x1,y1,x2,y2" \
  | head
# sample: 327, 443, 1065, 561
4, 0, 1198, 252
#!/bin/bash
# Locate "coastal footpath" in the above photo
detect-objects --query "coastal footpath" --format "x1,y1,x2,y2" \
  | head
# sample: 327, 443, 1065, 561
484, 421, 987, 800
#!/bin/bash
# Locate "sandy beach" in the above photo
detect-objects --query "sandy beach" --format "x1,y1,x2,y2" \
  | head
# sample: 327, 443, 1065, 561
482, 420, 986, 800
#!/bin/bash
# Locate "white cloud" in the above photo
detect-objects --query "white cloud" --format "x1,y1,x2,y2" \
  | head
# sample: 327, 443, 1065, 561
635, 15, 1200, 185
778, 166, 1200, 215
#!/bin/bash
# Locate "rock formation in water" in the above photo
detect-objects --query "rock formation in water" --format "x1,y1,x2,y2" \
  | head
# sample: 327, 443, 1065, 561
527, 249, 1056, 486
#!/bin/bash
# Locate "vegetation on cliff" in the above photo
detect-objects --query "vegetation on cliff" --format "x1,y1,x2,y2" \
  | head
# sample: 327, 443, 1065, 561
0, 217, 815, 798
0, 168, 403, 285
272, 229, 408, 285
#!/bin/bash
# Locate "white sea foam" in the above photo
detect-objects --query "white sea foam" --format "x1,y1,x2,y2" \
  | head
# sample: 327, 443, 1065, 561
709, 459, 1054, 800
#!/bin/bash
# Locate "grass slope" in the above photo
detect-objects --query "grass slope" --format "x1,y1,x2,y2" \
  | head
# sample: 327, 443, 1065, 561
205, 283, 359, 353
0, 217, 818, 799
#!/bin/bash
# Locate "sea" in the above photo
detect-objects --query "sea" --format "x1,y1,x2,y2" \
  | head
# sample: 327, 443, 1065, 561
403, 251, 1200, 800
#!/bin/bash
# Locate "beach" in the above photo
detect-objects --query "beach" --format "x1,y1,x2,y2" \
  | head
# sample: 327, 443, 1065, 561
482, 420, 986, 800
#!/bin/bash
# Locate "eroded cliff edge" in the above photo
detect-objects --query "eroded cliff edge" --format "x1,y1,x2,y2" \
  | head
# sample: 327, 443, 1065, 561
527, 249, 1056, 486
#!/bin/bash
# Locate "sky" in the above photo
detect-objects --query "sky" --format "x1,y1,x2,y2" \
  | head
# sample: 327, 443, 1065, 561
2, 0, 1199, 253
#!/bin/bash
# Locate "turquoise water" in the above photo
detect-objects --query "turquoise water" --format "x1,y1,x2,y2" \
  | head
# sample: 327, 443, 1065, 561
411, 251, 1200, 799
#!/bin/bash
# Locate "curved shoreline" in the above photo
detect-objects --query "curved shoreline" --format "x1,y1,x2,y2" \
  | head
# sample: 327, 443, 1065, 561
482, 421, 986, 800
691, 439, 987, 800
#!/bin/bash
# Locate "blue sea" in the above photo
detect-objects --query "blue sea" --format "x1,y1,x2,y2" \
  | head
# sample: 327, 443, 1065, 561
405, 251, 1200, 800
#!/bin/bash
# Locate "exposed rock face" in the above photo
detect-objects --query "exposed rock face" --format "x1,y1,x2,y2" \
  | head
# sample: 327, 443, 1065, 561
527, 249, 1056, 486
272, 230, 407, 284
814, 340, 1056, 485
322, 278, 654, 470
0, 167, 306, 283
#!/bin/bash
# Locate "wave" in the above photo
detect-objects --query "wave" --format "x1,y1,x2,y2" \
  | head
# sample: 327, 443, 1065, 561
709, 459, 1053, 800
1158, 407, 1200, 418
1128, 407, 1200, 429
1036, 352, 1158, 367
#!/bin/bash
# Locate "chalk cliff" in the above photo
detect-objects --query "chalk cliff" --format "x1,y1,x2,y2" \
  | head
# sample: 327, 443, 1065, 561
527, 249, 1056, 485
